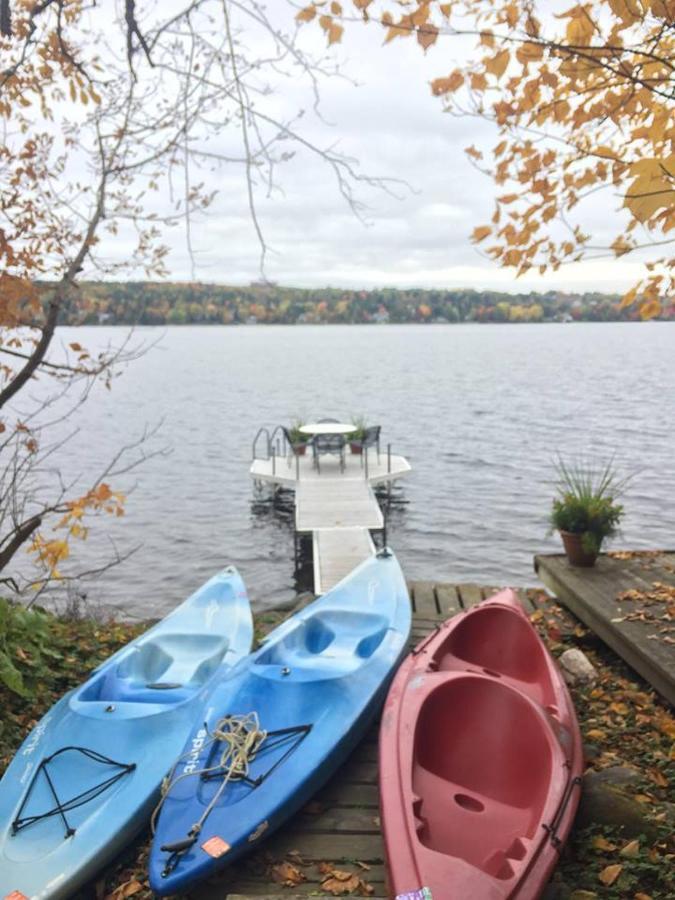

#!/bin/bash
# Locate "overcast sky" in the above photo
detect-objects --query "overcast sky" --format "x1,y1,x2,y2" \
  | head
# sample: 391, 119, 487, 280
114, 3, 644, 294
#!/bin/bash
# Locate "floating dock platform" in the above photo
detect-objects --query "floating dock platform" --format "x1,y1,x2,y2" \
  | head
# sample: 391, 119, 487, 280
250, 431, 411, 593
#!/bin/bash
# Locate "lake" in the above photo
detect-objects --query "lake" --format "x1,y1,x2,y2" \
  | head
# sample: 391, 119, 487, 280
18, 322, 675, 618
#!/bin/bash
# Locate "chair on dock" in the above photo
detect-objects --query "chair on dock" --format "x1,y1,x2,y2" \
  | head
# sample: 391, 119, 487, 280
351, 425, 381, 466
312, 434, 346, 473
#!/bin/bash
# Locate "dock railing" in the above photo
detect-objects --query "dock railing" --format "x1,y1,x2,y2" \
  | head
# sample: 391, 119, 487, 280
254, 426, 396, 483
363, 442, 393, 480
252, 425, 301, 480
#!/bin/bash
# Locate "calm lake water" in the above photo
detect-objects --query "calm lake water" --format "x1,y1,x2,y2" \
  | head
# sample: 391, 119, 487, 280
21, 322, 675, 618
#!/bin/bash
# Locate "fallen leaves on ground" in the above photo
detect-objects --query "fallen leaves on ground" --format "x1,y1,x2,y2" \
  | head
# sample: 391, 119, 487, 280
318, 862, 374, 896
104, 880, 143, 900
525, 585, 674, 899
271, 860, 306, 886
613, 582, 675, 644
599, 863, 623, 886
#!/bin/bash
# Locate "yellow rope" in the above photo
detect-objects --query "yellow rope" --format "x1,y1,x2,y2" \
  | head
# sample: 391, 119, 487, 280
151, 712, 267, 836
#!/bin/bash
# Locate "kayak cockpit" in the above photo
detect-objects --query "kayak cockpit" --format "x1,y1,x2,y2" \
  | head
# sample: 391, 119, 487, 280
77, 633, 231, 705
411, 674, 564, 883
430, 601, 558, 707
255, 610, 390, 676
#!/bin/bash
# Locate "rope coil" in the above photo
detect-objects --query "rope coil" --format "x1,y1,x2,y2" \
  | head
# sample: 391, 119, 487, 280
152, 712, 267, 875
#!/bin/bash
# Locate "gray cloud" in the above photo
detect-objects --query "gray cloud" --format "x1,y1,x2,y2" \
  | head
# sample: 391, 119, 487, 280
101, 7, 641, 294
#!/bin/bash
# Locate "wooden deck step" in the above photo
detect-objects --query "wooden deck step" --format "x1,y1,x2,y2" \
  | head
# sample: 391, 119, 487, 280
535, 551, 675, 704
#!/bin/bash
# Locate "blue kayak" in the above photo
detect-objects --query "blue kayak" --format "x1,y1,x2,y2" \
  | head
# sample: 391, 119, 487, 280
149, 549, 411, 895
0, 567, 253, 900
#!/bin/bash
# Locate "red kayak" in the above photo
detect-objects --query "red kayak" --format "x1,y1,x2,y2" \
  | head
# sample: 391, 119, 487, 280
379, 590, 583, 900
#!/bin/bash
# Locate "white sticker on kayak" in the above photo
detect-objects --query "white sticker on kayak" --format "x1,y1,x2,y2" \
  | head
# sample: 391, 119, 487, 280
396, 889, 432, 900
248, 820, 269, 842
22, 715, 51, 756
183, 728, 208, 774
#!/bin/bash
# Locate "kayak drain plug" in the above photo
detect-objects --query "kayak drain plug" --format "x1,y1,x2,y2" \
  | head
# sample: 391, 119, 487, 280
281, 667, 291, 676
105, 705, 115, 713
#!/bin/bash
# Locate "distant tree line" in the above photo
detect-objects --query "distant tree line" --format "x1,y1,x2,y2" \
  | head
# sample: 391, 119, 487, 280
56, 282, 674, 326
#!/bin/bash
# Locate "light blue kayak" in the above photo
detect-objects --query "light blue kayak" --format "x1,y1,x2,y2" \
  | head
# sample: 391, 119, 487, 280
0, 567, 253, 900
149, 549, 411, 895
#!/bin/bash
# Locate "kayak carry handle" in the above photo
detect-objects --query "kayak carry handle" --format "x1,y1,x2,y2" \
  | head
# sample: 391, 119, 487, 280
160, 836, 198, 854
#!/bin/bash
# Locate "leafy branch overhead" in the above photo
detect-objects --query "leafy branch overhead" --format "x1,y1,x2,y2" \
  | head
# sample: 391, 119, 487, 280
1, 0, 396, 594
298, 0, 675, 319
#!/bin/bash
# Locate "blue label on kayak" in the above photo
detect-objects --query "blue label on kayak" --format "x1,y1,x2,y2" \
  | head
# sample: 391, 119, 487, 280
396, 889, 432, 900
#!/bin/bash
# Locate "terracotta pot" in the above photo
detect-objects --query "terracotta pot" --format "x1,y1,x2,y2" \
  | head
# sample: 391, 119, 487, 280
560, 531, 598, 567
350, 443, 362, 455
295, 444, 307, 456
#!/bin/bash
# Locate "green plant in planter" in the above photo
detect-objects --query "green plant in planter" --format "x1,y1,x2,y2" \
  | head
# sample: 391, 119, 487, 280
287, 419, 307, 444
550, 458, 627, 561
350, 415, 367, 442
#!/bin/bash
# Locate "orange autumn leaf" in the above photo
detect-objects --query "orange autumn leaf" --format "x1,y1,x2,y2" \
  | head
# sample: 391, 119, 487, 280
472, 226, 492, 243
598, 864, 623, 886
431, 71, 464, 95
485, 49, 510, 78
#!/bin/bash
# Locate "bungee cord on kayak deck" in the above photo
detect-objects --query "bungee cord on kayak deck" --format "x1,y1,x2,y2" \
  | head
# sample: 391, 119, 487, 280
12, 747, 136, 838
152, 711, 267, 840
153, 711, 315, 878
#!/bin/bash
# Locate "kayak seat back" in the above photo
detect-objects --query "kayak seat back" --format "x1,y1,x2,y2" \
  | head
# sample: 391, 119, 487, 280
78, 634, 230, 704
412, 676, 558, 879
256, 610, 389, 673
432, 605, 556, 702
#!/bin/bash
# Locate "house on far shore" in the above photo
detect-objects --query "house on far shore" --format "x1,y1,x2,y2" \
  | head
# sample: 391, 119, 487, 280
97, 312, 112, 324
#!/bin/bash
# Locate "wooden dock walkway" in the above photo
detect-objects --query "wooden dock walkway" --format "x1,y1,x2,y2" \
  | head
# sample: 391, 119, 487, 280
312, 528, 375, 595
251, 446, 410, 594
296, 481, 383, 531
201, 581, 537, 900
535, 550, 675, 705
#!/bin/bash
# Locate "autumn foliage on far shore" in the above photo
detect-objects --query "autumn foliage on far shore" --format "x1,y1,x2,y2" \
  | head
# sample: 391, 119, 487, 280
298, 0, 675, 320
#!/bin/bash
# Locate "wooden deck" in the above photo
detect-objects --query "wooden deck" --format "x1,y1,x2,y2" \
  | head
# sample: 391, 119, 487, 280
252, 445, 410, 594
535, 551, 675, 705
200, 581, 535, 900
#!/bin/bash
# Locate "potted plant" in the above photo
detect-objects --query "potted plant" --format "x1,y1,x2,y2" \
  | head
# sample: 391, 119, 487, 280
550, 458, 626, 567
349, 415, 367, 454
287, 419, 309, 455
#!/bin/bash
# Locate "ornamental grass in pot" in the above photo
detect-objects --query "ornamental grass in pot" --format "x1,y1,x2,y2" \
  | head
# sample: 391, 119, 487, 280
349, 415, 367, 454
550, 458, 626, 567
287, 419, 309, 455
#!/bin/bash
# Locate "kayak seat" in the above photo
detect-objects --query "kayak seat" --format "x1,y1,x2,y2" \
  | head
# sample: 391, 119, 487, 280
79, 634, 230, 704
431, 605, 556, 705
412, 676, 556, 877
256, 611, 389, 673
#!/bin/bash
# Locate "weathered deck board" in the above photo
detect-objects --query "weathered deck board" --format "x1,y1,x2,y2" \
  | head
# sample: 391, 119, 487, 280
313, 527, 375, 593
435, 583, 461, 614
535, 552, 675, 704
456, 582, 484, 608
408, 580, 439, 617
